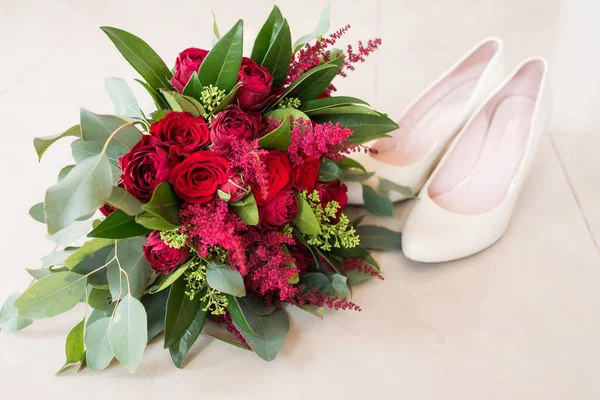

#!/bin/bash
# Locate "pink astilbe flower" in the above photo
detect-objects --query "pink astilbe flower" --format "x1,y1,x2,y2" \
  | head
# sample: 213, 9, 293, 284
180, 201, 249, 275
341, 38, 382, 77
287, 119, 353, 164
288, 285, 362, 311
344, 258, 384, 280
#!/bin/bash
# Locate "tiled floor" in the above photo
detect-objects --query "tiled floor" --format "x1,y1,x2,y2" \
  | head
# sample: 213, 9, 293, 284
1, 0, 599, 399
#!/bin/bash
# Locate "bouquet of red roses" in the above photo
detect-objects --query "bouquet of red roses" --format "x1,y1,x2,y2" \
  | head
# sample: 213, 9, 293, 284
0, 5, 401, 374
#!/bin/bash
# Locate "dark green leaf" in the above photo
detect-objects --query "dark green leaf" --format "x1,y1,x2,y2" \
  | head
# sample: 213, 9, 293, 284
257, 18, 292, 87
164, 277, 201, 349
336, 157, 367, 173
182, 72, 203, 101
308, 105, 379, 116
198, 20, 244, 92
299, 272, 335, 296
141, 289, 169, 342
242, 295, 276, 316
140, 182, 181, 227
343, 170, 375, 182
71, 245, 112, 287
169, 303, 207, 368
101, 26, 172, 90
318, 158, 343, 181
379, 177, 414, 198
88, 210, 152, 239
212, 82, 242, 114
147, 259, 193, 294
205, 262, 246, 297
33, 125, 80, 161
292, 194, 321, 235
356, 225, 402, 251
135, 211, 180, 231
258, 116, 290, 150
233, 192, 259, 226
301, 96, 369, 113
311, 113, 399, 144
226, 295, 257, 336
57, 319, 85, 374
362, 185, 394, 216
271, 63, 338, 109
234, 303, 289, 361
251, 6, 284, 64
136, 79, 169, 109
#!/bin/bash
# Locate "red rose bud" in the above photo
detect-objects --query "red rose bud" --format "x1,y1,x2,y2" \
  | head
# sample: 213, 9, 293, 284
292, 157, 321, 193
169, 150, 229, 204
120, 136, 172, 202
143, 231, 191, 274
209, 105, 262, 147
99, 204, 116, 216
219, 176, 250, 202
236, 57, 274, 111
252, 150, 292, 206
150, 111, 210, 153
260, 190, 298, 228
315, 180, 348, 222
172, 48, 209, 93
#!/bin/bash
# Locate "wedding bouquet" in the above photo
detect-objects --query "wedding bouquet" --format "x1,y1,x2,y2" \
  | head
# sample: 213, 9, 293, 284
0, 5, 401, 374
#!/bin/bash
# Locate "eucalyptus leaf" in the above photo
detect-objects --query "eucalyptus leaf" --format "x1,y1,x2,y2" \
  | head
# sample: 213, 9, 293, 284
241, 295, 275, 316
169, 303, 207, 368
57, 319, 85, 374
58, 165, 76, 181
292, 194, 321, 235
33, 124, 80, 161
79, 109, 142, 151
29, 202, 45, 223
233, 192, 259, 226
205, 262, 246, 297
0, 293, 33, 333
355, 225, 402, 251
198, 20, 244, 92
71, 244, 111, 288
293, 2, 331, 52
106, 186, 144, 216
234, 303, 290, 361
47, 218, 96, 248
89, 210, 152, 239
258, 116, 290, 150
85, 317, 114, 371
14, 271, 88, 319
331, 274, 348, 298
101, 26, 172, 90
88, 287, 112, 311
64, 238, 114, 269
378, 178, 414, 198
71, 139, 121, 166
297, 304, 324, 319
318, 158, 343, 182
164, 278, 201, 349
45, 152, 113, 234
108, 294, 148, 373
141, 289, 169, 342
41, 247, 79, 267
362, 185, 394, 217
105, 77, 144, 120
106, 237, 152, 300
25, 268, 54, 281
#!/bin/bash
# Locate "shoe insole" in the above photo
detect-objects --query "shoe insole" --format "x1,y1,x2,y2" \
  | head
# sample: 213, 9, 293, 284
374, 78, 478, 166
431, 95, 535, 214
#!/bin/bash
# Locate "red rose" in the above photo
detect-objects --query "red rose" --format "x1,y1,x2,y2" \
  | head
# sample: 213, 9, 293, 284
236, 57, 274, 111
315, 180, 348, 221
120, 136, 172, 202
260, 190, 298, 228
169, 151, 229, 204
210, 105, 262, 147
143, 231, 191, 274
219, 175, 250, 202
253, 150, 291, 206
172, 48, 209, 93
292, 157, 321, 193
99, 204, 116, 216
150, 111, 210, 153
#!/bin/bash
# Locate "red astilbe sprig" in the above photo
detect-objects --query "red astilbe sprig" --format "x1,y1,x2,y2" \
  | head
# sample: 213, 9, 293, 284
343, 258, 384, 280
222, 313, 250, 349
340, 38, 382, 78
287, 119, 353, 165
288, 285, 362, 311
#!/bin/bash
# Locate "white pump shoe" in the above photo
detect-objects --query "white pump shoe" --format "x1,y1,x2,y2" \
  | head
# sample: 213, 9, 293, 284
347, 37, 506, 204
401, 58, 551, 263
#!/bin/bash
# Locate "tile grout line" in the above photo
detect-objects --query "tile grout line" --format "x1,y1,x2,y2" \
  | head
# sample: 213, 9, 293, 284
549, 135, 600, 256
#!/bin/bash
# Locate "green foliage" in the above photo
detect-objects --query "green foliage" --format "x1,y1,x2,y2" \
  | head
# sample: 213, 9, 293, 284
184, 258, 229, 315
106, 237, 152, 300
362, 185, 394, 217
251, 6, 291, 87
232, 192, 259, 226
141, 290, 169, 342
88, 210, 152, 239
33, 124, 80, 161
57, 319, 85, 374
234, 302, 290, 361
139, 182, 182, 229
292, 2, 331, 52
378, 178, 414, 198
29, 202, 45, 223
85, 317, 114, 371
355, 225, 402, 251
198, 20, 244, 92
182, 72, 203, 101
106, 186, 144, 216
310, 112, 399, 144
164, 277, 202, 349
108, 294, 148, 373
292, 193, 321, 235
226, 295, 257, 336
205, 262, 246, 297
258, 116, 291, 151
64, 238, 113, 269
105, 77, 144, 120
0, 293, 33, 333
318, 158, 344, 182
169, 304, 208, 368
301, 96, 369, 114
147, 258, 193, 295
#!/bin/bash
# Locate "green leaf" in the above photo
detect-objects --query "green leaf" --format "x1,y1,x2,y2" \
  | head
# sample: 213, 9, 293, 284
70, 244, 112, 287
88, 287, 112, 311
140, 182, 181, 227
160, 90, 206, 117
106, 237, 152, 300
212, 82, 242, 114
108, 294, 148, 373
80, 109, 142, 152
135, 211, 180, 231
211, 11, 221, 43
164, 277, 201, 349
58, 165, 76, 181
355, 225, 402, 251
379, 178, 414, 198
362, 185, 394, 217
308, 105, 380, 116
292, 194, 321, 235
85, 317, 114, 371
169, 303, 208, 368
299, 272, 335, 296
65, 238, 114, 269
14, 271, 88, 319
141, 290, 169, 342
71, 139, 120, 167
233, 192, 259, 226
41, 247, 79, 267
293, 2, 331, 52
343, 170, 375, 182
258, 116, 290, 150
88, 210, 152, 239
205, 262, 246, 297
258, 19, 292, 87
57, 319, 85, 374
331, 274, 348, 298
47, 219, 96, 248
0, 293, 33, 333
136, 79, 169, 109
226, 295, 257, 336
267, 107, 310, 124
278, 64, 338, 105
106, 186, 144, 216
45, 152, 113, 234
101, 26, 172, 90
105, 77, 144, 120
198, 20, 244, 92
318, 158, 343, 181
150, 109, 170, 123
234, 304, 290, 361
297, 304, 325, 319
241, 295, 275, 316
29, 202, 45, 223
310, 113, 399, 144
147, 259, 193, 294
336, 157, 366, 172
33, 125, 80, 161
182, 72, 203, 101
346, 268, 373, 285
301, 96, 369, 113
330, 244, 380, 271
26, 268, 54, 280
251, 6, 284, 64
